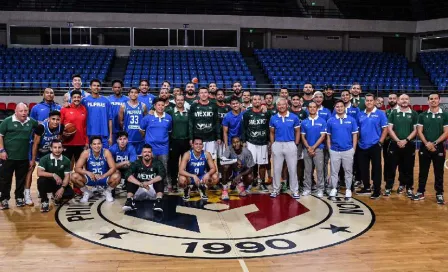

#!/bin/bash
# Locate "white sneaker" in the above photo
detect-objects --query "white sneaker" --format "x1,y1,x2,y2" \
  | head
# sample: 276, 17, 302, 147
25, 192, 34, 206
345, 189, 352, 199
80, 191, 91, 203
104, 190, 114, 202
317, 190, 324, 198
302, 190, 311, 196
329, 188, 337, 197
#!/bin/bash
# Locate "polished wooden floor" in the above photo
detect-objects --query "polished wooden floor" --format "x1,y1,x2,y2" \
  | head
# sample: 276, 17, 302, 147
1, 156, 448, 272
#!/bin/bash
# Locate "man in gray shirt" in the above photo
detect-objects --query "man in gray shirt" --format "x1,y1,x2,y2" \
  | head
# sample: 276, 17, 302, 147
221, 136, 255, 199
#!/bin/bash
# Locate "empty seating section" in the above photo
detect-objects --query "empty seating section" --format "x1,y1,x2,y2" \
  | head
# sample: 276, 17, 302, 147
255, 49, 420, 91
125, 49, 255, 89
0, 47, 114, 89
419, 51, 448, 91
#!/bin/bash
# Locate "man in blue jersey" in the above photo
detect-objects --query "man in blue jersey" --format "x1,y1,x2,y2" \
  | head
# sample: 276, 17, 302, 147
119, 87, 147, 154
269, 98, 301, 199
108, 79, 129, 143
109, 131, 137, 183
140, 98, 172, 190
327, 100, 358, 200
222, 97, 244, 148
71, 136, 121, 203
25, 110, 64, 206
30, 88, 62, 122
301, 102, 327, 198
138, 79, 156, 110
63, 74, 89, 106
82, 79, 113, 148
356, 93, 388, 199
178, 137, 218, 201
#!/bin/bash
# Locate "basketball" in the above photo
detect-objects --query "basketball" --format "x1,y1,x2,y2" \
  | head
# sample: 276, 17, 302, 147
192, 77, 199, 84
63, 123, 77, 136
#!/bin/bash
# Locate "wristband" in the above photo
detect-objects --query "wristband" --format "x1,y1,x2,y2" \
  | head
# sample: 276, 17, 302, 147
405, 138, 410, 142
0, 148, 5, 153
433, 141, 438, 145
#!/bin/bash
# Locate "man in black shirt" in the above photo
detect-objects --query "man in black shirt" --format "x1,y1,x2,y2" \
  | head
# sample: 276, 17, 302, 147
322, 84, 336, 111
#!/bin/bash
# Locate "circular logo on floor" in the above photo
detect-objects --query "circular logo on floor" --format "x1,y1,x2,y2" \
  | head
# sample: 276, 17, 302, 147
56, 191, 375, 259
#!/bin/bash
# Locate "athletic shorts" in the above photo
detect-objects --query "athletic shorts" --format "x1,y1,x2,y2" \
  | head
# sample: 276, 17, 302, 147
203, 141, 217, 160
190, 174, 205, 185
85, 175, 109, 187
247, 142, 268, 165
134, 186, 157, 201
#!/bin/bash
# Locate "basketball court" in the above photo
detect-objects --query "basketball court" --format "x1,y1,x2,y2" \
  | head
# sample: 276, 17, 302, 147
1, 156, 447, 272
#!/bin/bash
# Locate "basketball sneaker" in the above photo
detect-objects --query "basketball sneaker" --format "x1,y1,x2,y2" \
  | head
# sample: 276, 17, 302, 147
345, 189, 352, 199
221, 189, 229, 200
329, 188, 338, 197
302, 190, 311, 196
356, 188, 372, 195
292, 192, 300, 199
183, 186, 191, 201
370, 191, 381, 199
153, 198, 163, 212
412, 192, 425, 201
199, 185, 208, 200
397, 186, 405, 194
80, 191, 92, 203
317, 190, 324, 198
40, 201, 50, 213
24, 190, 34, 206
104, 189, 114, 202
259, 183, 269, 192
237, 185, 247, 197
406, 189, 414, 198
16, 198, 25, 207
245, 185, 253, 194
0, 199, 9, 210
270, 191, 279, 198
383, 189, 391, 196
436, 195, 445, 205
122, 198, 137, 212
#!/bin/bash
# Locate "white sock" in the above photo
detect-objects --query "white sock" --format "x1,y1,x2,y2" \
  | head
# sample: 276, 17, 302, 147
107, 186, 113, 192
25, 188, 30, 195
80, 186, 89, 193
222, 184, 228, 190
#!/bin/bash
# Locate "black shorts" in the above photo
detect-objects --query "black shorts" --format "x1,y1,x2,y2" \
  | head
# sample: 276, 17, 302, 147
63, 146, 84, 162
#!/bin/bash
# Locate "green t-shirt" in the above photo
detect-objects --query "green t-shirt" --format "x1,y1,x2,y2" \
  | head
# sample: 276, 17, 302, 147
167, 108, 189, 140
290, 108, 308, 120
388, 109, 418, 140
241, 109, 271, 145
266, 106, 277, 116
217, 103, 231, 140
0, 116, 38, 160
351, 97, 366, 111
37, 154, 71, 178
417, 109, 448, 142
125, 158, 166, 182
184, 95, 198, 105
225, 94, 243, 104
189, 101, 220, 142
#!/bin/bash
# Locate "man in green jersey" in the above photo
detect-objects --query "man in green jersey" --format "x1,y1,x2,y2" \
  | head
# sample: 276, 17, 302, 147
350, 82, 366, 111
208, 82, 217, 103
122, 144, 165, 212
414, 92, 448, 204
37, 139, 73, 212
242, 94, 271, 192
385, 94, 418, 198
225, 81, 243, 103
189, 86, 221, 159
384, 93, 401, 192
0, 103, 38, 210
264, 92, 277, 116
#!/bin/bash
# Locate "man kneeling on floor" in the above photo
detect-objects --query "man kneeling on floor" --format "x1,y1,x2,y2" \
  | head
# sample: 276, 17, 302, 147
37, 139, 74, 212
122, 144, 165, 212
221, 136, 255, 200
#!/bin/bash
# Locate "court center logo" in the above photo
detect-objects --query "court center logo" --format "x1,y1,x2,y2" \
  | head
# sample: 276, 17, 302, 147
56, 191, 375, 259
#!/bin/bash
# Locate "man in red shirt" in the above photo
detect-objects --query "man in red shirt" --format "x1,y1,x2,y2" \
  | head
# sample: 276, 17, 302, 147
60, 90, 88, 167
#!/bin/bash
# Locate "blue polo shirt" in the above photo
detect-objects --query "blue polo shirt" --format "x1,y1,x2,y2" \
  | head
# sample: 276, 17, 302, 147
301, 116, 327, 149
357, 108, 388, 149
138, 93, 156, 110
109, 143, 137, 163
327, 114, 358, 152
269, 112, 300, 142
332, 103, 360, 119
108, 95, 129, 133
222, 111, 244, 141
140, 112, 172, 156
307, 106, 331, 121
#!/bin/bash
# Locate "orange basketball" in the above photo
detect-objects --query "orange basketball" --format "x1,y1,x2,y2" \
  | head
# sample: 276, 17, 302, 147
63, 123, 77, 136
192, 77, 199, 84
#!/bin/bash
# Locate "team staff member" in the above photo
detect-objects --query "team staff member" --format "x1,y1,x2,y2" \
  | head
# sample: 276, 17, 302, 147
0, 103, 38, 210
61, 90, 88, 164
385, 94, 418, 198
301, 102, 327, 198
138, 79, 156, 110
327, 100, 358, 199
167, 95, 190, 191
323, 84, 336, 110
333, 90, 360, 118
242, 94, 271, 192
414, 93, 448, 204
30, 88, 61, 122
356, 94, 388, 199
269, 98, 301, 199
312, 91, 331, 121
290, 94, 307, 191
223, 97, 244, 148
384, 93, 400, 190
36, 140, 73, 212
350, 83, 365, 111
82, 79, 113, 148
122, 144, 165, 212
108, 80, 129, 142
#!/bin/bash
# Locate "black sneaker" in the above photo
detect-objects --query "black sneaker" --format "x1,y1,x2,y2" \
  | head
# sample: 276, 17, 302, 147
153, 198, 163, 212
0, 199, 9, 210
183, 186, 191, 201
397, 186, 405, 194
354, 180, 362, 188
356, 188, 372, 195
199, 185, 208, 200
260, 183, 269, 192
412, 192, 425, 201
54, 198, 63, 206
122, 198, 137, 212
383, 189, 391, 196
370, 191, 381, 199
40, 201, 50, 213
16, 198, 25, 207
406, 189, 414, 198
436, 195, 445, 205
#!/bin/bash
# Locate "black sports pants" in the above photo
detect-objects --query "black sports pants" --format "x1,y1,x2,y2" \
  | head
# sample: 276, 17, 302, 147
0, 159, 28, 201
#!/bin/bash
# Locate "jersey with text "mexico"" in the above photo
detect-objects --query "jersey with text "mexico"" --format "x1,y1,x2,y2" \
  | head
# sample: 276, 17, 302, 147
189, 102, 220, 142
242, 109, 271, 146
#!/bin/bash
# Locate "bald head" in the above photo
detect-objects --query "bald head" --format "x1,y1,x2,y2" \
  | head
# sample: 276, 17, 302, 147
15, 103, 29, 122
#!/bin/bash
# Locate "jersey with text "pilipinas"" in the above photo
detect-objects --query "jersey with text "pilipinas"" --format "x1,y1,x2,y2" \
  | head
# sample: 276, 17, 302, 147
123, 101, 145, 143
82, 95, 112, 137
187, 150, 207, 177
86, 148, 109, 176
108, 95, 129, 133
36, 121, 63, 153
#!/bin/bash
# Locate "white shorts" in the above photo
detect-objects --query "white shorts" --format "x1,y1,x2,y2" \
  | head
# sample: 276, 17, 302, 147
134, 186, 157, 201
247, 142, 268, 165
203, 141, 217, 160
217, 142, 226, 159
